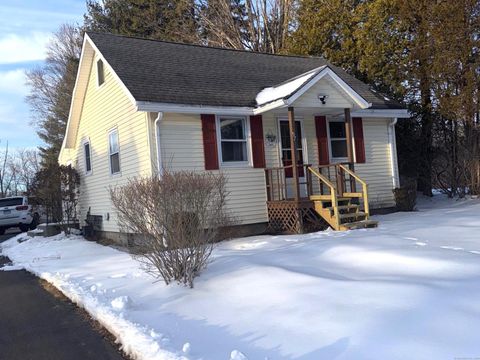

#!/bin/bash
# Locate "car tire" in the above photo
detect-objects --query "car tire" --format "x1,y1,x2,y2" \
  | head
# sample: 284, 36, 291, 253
0, 227, 5, 235
19, 225, 29, 233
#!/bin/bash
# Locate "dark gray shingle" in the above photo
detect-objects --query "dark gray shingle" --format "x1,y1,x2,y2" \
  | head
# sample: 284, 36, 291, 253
87, 32, 404, 110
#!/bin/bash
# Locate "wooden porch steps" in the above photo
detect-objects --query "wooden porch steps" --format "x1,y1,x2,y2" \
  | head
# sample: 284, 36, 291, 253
311, 195, 377, 231
311, 195, 378, 231
265, 163, 379, 233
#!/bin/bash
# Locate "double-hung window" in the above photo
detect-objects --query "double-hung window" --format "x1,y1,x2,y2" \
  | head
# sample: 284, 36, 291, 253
83, 140, 92, 174
218, 117, 248, 164
108, 129, 121, 174
328, 120, 348, 160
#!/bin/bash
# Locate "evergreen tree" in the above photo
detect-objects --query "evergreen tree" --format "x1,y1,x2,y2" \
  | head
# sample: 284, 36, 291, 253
26, 25, 83, 167
84, 0, 199, 43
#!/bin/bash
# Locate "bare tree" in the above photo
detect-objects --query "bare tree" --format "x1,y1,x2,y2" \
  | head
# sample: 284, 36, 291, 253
6, 149, 41, 196
197, 0, 295, 54
26, 24, 83, 166
110, 170, 234, 288
0, 141, 12, 197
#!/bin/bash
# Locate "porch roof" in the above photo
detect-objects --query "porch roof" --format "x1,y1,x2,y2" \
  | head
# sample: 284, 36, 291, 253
86, 32, 405, 111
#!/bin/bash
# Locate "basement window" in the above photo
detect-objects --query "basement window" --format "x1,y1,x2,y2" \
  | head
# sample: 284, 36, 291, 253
97, 59, 105, 86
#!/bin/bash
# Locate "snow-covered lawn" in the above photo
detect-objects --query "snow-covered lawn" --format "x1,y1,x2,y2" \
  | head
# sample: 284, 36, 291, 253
2, 195, 480, 360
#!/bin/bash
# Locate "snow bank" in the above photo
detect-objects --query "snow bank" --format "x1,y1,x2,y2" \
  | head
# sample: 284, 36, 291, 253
2, 195, 480, 359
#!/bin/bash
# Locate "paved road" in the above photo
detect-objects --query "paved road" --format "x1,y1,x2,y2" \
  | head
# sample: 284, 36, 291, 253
0, 232, 125, 360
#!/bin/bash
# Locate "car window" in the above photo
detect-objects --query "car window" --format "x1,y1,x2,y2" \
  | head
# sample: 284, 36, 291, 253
0, 198, 23, 207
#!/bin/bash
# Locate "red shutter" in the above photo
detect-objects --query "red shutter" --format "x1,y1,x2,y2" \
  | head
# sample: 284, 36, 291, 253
201, 114, 219, 170
315, 116, 329, 165
250, 115, 265, 168
352, 117, 366, 163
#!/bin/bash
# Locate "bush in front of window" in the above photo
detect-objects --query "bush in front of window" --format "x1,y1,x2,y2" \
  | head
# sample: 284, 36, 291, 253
109, 170, 235, 288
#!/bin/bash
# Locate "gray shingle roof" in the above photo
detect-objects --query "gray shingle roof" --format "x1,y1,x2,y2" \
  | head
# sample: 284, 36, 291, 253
87, 32, 404, 110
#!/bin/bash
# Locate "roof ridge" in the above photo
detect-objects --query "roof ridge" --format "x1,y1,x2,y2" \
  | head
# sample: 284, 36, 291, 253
86, 31, 327, 61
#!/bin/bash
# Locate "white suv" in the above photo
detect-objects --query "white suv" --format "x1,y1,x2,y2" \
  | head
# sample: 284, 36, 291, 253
0, 196, 37, 235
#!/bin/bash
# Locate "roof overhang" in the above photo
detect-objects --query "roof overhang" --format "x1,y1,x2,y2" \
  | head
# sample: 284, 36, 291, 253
351, 108, 410, 118
253, 66, 372, 115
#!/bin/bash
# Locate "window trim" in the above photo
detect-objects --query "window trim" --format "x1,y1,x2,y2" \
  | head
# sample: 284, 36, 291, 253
96, 59, 105, 88
215, 115, 252, 167
82, 138, 93, 175
327, 117, 350, 163
108, 128, 121, 176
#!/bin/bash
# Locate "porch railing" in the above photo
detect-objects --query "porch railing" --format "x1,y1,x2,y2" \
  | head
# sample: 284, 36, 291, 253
264, 162, 361, 201
265, 164, 312, 201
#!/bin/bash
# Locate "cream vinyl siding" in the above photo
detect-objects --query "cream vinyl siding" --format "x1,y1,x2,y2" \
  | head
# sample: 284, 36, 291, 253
292, 77, 354, 109
354, 118, 396, 208
157, 113, 268, 224
64, 53, 151, 232
262, 113, 396, 209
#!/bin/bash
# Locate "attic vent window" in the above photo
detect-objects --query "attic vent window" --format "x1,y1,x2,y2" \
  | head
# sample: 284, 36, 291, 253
97, 59, 105, 86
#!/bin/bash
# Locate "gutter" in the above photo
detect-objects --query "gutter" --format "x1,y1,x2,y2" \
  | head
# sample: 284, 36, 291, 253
388, 118, 400, 188
154, 112, 164, 176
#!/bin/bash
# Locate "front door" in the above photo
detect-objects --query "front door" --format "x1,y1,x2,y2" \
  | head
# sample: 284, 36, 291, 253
279, 120, 307, 198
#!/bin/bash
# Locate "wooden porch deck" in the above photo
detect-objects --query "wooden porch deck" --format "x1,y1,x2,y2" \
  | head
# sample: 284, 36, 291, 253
265, 163, 378, 233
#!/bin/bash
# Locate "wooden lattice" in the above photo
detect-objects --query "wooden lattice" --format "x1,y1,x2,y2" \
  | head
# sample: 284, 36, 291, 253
267, 200, 326, 234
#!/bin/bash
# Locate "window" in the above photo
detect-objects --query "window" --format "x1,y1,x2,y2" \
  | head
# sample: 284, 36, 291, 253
329, 121, 348, 159
108, 129, 120, 174
218, 117, 248, 163
97, 59, 105, 86
0, 197, 23, 207
83, 141, 92, 174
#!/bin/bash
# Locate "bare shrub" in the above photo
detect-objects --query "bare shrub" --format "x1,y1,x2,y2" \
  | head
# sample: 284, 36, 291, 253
59, 165, 80, 235
110, 171, 233, 288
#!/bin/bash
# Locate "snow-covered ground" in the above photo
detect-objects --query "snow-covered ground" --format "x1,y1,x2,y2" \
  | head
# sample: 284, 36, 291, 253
2, 194, 480, 360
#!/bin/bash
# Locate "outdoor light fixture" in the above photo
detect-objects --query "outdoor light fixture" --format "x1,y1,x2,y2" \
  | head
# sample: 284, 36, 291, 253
318, 94, 329, 105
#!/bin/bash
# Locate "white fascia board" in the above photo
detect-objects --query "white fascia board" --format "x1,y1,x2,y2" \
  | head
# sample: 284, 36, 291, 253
252, 99, 288, 115
60, 35, 89, 153
85, 34, 137, 105
351, 109, 410, 118
60, 34, 145, 155
286, 67, 372, 109
136, 101, 255, 115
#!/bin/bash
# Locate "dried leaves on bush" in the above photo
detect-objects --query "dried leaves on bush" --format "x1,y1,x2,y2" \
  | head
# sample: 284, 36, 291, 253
110, 171, 233, 287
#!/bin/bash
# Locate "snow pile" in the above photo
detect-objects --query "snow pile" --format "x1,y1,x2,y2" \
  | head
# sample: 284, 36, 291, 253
256, 66, 325, 106
2, 195, 480, 359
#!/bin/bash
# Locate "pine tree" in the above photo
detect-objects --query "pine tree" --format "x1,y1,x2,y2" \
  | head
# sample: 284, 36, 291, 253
84, 0, 199, 43
26, 25, 83, 167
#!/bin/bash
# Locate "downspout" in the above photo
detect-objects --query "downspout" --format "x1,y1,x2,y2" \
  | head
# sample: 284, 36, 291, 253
154, 112, 164, 176
388, 118, 400, 188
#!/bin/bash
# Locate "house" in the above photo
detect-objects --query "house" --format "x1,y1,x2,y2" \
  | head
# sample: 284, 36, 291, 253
59, 32, 409, 242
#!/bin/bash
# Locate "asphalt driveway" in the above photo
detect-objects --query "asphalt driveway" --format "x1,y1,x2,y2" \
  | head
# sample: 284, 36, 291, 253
0, 232, 126, 360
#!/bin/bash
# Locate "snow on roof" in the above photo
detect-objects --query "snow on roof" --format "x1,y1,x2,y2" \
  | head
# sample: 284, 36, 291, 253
255, 66, 326, 106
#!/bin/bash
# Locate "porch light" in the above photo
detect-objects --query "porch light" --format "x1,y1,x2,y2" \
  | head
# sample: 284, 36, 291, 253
318, 94, 329, 105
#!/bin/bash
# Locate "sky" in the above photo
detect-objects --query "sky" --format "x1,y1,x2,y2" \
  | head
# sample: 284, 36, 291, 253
0, 0, 86, 149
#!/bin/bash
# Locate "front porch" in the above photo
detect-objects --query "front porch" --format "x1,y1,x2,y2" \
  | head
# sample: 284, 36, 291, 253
263, 107, 377, 233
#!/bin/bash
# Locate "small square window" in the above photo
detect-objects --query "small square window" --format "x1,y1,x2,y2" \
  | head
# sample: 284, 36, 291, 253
97, 59, 105, 86
331, 140, 348, 158
329, 122, 346, 138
